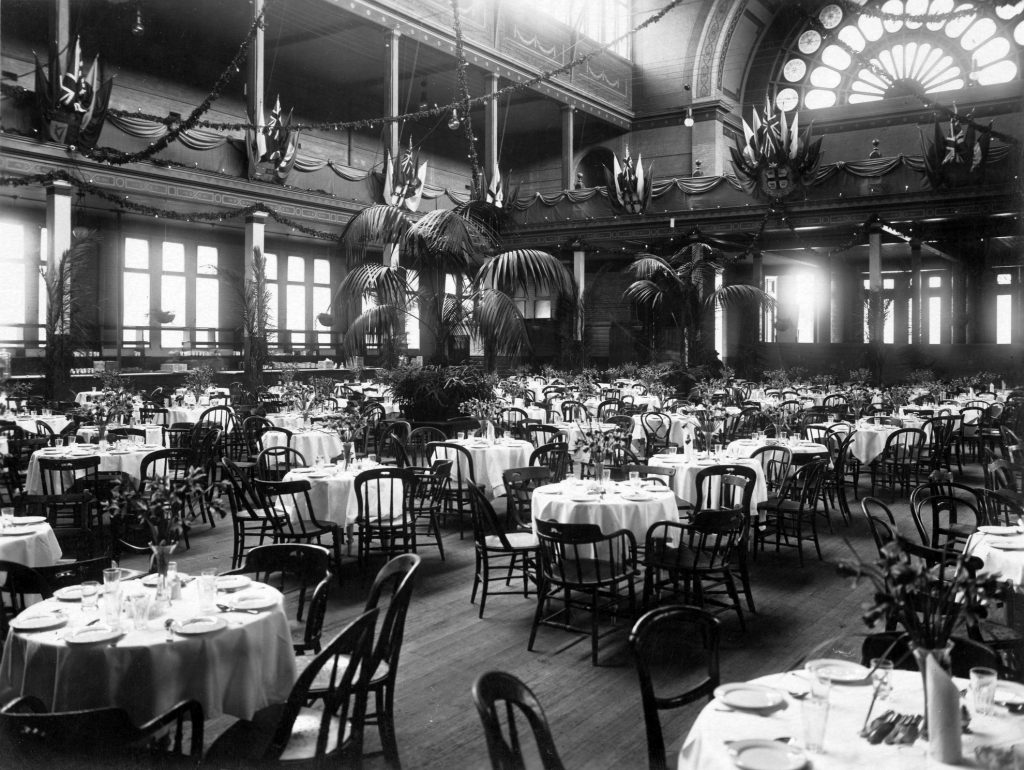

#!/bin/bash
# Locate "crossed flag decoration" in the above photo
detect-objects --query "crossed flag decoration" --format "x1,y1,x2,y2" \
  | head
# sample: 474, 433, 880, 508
34, 37, 112, 149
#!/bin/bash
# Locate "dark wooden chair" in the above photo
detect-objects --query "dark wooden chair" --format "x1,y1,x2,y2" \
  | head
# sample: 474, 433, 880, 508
472, 671, 565, 770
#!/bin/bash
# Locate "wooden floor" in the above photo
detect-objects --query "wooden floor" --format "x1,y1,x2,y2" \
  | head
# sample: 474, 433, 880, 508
132, 463, 989, 770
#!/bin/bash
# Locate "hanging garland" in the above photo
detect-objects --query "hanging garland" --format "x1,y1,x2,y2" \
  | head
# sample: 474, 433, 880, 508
102, 0, 686, 136
842, 0, 1013, 24
75, 5, 267, 165
449, 0, 483, 199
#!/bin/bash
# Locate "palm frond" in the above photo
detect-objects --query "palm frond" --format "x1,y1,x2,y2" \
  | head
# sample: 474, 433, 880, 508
623, 279, 668, 309
454, 199, 510, 245
402, 209, 490, 274
476, 249, 578, 302
339, 204, 411, 265
705, 282, 778, 312
340, 305, 404, 356
473, 288, 531, 360
625, 253, 679, 284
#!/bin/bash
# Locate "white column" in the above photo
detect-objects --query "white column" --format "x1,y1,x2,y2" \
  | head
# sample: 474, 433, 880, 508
484, 73, 500, 185
561, 107, 575, 190
573, 249, 585, 342
385, 29, 401, 157
868, 221, 882, 343
248, 0, 265, 126
244, 211, 268, 277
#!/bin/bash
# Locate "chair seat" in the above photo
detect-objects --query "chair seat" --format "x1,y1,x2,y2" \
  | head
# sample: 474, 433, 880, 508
644, 545, 698, 571
485, 532, 537, 550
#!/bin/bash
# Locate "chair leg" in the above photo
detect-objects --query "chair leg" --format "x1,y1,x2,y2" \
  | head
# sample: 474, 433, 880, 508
527, 581, 547, 652
590, 588, 600, 666
376, 685, 401, 769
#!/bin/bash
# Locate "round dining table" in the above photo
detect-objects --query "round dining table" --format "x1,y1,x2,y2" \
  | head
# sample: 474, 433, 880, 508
76, 423, 164, 446
531, 479, 679, 543
679, 668, 1024, 769
728, 438, 828, 462
0, 521, 62, 567
647, 454, 769, 511
439, 438, 533, 497
24, 443, 163, 494
14, 414, 70, 435
281, 464, 392, 527
264, 427, 345, 465
0, 579, 297, 723
966, 529, 1024, 586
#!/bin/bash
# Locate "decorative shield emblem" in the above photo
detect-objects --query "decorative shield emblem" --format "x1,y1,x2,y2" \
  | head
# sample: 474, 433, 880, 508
761, 164, 791, 197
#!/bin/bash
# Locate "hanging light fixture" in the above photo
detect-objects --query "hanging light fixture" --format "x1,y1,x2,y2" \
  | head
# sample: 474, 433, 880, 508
447, 108, 461, 130
684, 107, 694, 128
131, 5, 145, 37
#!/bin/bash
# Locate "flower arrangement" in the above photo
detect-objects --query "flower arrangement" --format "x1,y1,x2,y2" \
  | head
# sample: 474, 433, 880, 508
695, 405, 729, 446
572, 420, 628, 462
848, 368, 872, 387
104, 468, 225, 546
837, 535, 996, 650
459, 397, 503, 422
763, 368, 790, 391
183, 365, 215, 401
0, 380, 33, 413
74, 384, 136, 424
321, 405, 367, 443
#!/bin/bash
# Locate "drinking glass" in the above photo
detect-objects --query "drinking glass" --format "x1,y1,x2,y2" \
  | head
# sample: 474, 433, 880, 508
713, 443, 723, 459
503, 431, 512, 442
0, 507, 12, 530
970, 666, 998, 716
80, 581, 100, 614
870, 658, 894, 700
601, 468, 612, 487
198, 569, 217, 613
456, 432, 466, 441
666, 446, 677, 455
779, 431, 789, 443
628, 471, 640, 488
127, 590, 151, 630
366, 453, 377, 466
802, 676, 831, 753
102, 567, 123, 625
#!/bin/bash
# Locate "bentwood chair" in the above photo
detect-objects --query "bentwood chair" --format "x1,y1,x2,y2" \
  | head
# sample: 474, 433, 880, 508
528, 519, 639, 666
222, 542, 331, 626
755, 458, 829, 566
629, 606, 721, 770
472, 671, 565, 770
221, 457, 288, 568
353, 466, 419, 570
502, 466, 552, 530
0, 697, 204, 766
204, 609, 377, 767
468, 485, 537, 618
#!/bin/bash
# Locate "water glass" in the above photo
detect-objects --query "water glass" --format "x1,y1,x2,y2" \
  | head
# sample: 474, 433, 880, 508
870, 658, 895, 700
802, 677, 831, 753
102, 567, 122, 621
456, 432, 466, 441
970, 666, 998, 716
601, 468, 612, 487
628, 471, 640, 488
0, 507, 12, 530
713, 443, 723, 459
666, 446, 677, 455
503, 431, 512, 442
366, 453, 377, 466
127, 590, 151, 630
198, 569, 217, 612
80, 580, 100, 614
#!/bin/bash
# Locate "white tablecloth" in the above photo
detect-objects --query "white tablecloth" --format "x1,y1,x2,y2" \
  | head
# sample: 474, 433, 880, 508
74, 391, 102, 405
282, 466, 366, 527
439, 439, 533, 496
0, 523, 62, 567
631, 413, 698, 446
532, 482, 678, 542
728, 439, 828, 459
648, 455, 768, 510
966, 531, 1024, 586
77, 424, 164, 446
14, 415, 70, 435
848, 427, 899, 465
680, 669, 1021, 769
165, 406, 207, 425
0, 581, 296, 723
25, 445, 160, 494
264, 429, 344, 465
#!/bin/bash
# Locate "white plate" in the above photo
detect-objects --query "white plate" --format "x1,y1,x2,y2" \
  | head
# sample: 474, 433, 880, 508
988, 538, 1024, 551
994, 681, 1024, 706
289, 467, 313, 473
229, 594, 278, 612
12, 516, 47, 526
621, 493, 653, 502
141, 572, 190, 587
714, 683, 786, 711
306, 472, 330, 479
216, 575, 252, 592
0, 526, 39, 537
728, 740, 808, 770
140, 444, 162, 450
107, 450, 131, 455
11, 611, 68, 632
174, 616, 227, 635
979, 525, 1023, 536
65, 625, 124, 644
805, 658, 870, 684
569, 495, 597, 503
53, 585, 84, 601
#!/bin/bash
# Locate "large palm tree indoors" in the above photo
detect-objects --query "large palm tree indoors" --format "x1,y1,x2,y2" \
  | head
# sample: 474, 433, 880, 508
329, 203, 578, 368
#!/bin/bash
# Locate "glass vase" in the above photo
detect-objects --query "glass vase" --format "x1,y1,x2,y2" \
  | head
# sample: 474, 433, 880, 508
150, 542, 177, 606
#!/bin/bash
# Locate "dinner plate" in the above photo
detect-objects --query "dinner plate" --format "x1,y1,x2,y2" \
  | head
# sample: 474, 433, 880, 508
988, 538, 1024, 551
993, 680, 1024, 706
216, 575, 252, 592
727, 740, 808, 770
65, 625, 124, 645
714, 683, 786, 711
804, 658, 871, 684
569, 495, 597, 503
54, 585, 85, 601
174, 616, 227, 635
0, 526, 39, 537
978, 525, 1023, 536
229, 594, 278, 612
40, 448, 63, 454
140, 444, 162, 450
11, 611, 68, 632
306, 472, 330, 479
621, 493, 653, 502
12, 516, 46, 526
107, 450, 131, 455
141, 572, 191, 587
289, 467, 313, 473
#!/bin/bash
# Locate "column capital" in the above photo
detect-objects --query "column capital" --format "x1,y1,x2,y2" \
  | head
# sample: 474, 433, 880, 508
45, 179, 73, 196
245, 211, 269, 225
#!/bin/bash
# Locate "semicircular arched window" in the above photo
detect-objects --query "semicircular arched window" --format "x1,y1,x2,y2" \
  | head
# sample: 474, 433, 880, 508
770, 0, 1023, 112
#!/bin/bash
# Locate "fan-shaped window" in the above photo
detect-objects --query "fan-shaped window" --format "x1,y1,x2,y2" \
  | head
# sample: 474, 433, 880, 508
768, 1, 1022, 111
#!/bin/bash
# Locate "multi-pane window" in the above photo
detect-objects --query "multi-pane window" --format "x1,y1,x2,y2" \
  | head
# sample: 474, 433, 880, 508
762, 276, 777, 342
266, 252, 333, 353
927, 274, 944, 345
525, 0, 631, 57
0, 223, 27, 345
122, 237, 151, 348
771, 1, 1022, 112
195, 246, 220, 347
795, 271, 820, 343
862, 277, 898, 344
161, 242, 187, 351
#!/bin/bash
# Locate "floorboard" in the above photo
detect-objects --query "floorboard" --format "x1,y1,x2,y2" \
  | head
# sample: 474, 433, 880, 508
119, 462, 998, 769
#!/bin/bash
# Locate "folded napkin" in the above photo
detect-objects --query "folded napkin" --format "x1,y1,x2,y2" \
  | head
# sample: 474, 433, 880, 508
927, 655, 962, 763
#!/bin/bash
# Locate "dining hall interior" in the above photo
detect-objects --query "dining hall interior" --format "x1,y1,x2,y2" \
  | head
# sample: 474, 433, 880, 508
1, 0, 1024, 767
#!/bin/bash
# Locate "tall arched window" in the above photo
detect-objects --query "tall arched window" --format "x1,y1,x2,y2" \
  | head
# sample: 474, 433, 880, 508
769, 1, 1022, 112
